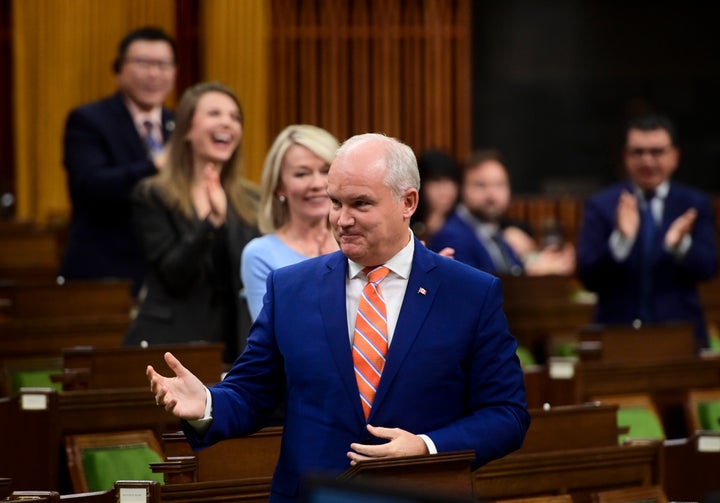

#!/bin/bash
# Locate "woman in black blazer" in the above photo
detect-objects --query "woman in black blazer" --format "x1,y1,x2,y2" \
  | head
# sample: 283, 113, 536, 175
124, 82, 259, 364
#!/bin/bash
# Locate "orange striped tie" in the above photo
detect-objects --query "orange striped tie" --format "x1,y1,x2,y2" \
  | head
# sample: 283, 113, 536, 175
353, 266, 390, 419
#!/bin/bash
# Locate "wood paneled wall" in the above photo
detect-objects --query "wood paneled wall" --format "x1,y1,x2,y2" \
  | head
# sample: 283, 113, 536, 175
6, 0, 472, 224
269, 0, 471, 159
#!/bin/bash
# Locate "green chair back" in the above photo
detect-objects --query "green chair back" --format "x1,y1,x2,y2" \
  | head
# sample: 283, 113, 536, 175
81, 444, 164, 491
516, 346, 536, 368
617, 406, 665, 444
11, 369, 62, 395
697, 400, 720, 431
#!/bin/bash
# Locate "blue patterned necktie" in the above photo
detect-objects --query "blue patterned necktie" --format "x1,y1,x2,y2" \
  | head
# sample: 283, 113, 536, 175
142, 120, 163, 154
638, 190, 657, 321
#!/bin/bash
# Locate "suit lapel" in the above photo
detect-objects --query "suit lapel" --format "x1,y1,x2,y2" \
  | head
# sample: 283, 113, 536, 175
108, 93, 148, 158
318, 252, 365, 420
369, 241, 440, 421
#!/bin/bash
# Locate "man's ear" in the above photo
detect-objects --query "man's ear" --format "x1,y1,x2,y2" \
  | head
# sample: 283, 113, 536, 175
403, 188, 419, 218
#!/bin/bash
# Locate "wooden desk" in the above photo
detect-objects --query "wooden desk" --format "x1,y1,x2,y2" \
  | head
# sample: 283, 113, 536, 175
662, 431, 720, 502
546, 355, 720, 438
473, 442, 662, 503
1, 387, 182, 492
56, 343, 225, 390
499, 275, 594, 362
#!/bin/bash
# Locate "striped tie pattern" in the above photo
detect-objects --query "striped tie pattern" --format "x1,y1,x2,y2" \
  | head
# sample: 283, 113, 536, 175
352, 266, 390, 419
142, 120, 163, 154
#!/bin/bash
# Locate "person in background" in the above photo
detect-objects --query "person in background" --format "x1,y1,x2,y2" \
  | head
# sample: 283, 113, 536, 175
429, 148, 575, 276
241, 124, 340, 322
59, 26, 177, 297
147, 132, 529, 503
410, 148, 461, 243
124, 81, 258, 364
576, 113, 718, 348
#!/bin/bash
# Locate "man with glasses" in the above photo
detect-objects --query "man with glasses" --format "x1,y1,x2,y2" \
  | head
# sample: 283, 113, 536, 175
59, 26, 176, 298
577, 113, 718, 349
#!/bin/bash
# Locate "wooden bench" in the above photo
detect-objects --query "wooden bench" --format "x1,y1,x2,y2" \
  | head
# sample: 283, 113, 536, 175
1, 387, 183, 492
0, 278, 132, 322
473, 403, 663, 503
3, 480, 160, 503
662, 431, 720, 502
157, 426, 282, 483
499, 275, 595, 363
54, 343, 225, 391
0, 223, 61, 282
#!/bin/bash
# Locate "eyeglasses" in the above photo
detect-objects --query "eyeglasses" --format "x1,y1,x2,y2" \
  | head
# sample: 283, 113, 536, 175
124, 58, 176, 71
626, 145, 673, 158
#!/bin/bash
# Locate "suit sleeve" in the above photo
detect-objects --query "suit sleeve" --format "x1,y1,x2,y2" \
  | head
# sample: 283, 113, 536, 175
671, 193, 718, 280
576, 196, 634, 292
63, 108, 157, 207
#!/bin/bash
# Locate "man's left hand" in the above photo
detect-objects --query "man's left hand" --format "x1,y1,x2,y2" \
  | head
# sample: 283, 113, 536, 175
347, 424, 429, 465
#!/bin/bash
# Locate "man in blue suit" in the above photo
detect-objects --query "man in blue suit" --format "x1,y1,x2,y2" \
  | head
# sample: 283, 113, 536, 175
577, 113, 718, 348
148, 133, 530, 503
59, 27, 176, 297
429, 149, 575, 277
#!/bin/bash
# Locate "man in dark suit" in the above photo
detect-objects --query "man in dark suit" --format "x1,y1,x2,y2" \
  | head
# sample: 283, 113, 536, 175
429, 149, 575, 276
147, 133, 530, 503
59, 26, 176, 296
577, 113, 718, 348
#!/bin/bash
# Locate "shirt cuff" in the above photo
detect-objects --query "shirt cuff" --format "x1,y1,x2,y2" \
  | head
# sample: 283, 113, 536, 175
186, 386, 213, 432
609, 229, 633, 261
418, 434, 437, 455
666, 234, 692, 260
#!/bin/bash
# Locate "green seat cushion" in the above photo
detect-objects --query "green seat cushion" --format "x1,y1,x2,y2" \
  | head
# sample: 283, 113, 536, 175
82, 444, 164, 491
698, 401, 720, 431
516, 346, 536, 368
12, 369, 62, 395
617, 407, 665, 444
709, 331, 720, 351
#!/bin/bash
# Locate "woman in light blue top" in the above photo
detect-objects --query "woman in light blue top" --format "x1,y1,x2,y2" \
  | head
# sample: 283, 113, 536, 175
241, 125, 340, 321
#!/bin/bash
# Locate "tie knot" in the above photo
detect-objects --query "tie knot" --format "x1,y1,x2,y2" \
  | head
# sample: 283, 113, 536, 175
364, 266, 390, 284
643, 189, 656, 202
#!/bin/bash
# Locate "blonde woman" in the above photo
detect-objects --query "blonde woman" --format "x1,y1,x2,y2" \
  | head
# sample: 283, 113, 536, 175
241, 125, 340, 321
124, 82, 258, 363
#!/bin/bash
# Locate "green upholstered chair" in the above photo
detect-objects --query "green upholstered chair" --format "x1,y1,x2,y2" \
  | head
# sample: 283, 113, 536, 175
516, 346, 537, 369
65, 430, 165, 492
11, 369, 62, 395
616, 406, 666, 444
686, 388, 720, 432
594, 394, 665, 444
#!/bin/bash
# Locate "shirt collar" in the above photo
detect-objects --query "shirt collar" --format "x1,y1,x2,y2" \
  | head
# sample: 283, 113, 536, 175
634, 181, 669, 200
456, 204, 498, 236
124, 97, 163, 129
348, 230, 415, 280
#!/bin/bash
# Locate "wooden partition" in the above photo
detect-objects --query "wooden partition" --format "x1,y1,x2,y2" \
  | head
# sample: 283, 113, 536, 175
270, 0, 471, 161
543, 354, 720, 439
662, 431, 720, 502
0, 221, 62, 282
473, 404, 663, 503
55, 343, 225, 391
1, 387, 182, 492
499, 274, 594, 362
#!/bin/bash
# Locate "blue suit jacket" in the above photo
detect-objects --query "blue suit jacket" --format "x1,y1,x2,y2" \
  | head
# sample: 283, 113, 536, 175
185, 240, 529, 502
577, 182, 718, 346
428, 211, 524, 275
59, 92, 173, 296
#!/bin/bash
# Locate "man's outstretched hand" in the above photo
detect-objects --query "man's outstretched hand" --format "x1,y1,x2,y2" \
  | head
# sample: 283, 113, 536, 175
147, 352, 207, 420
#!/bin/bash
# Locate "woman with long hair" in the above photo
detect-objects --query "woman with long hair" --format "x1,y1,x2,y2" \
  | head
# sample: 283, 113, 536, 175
124, 81, 258, 363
